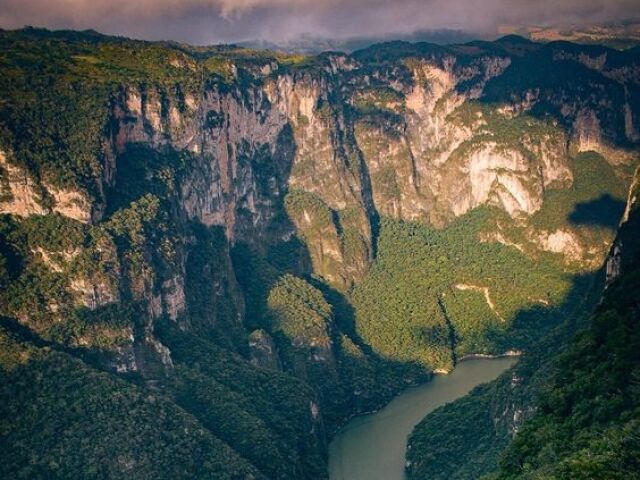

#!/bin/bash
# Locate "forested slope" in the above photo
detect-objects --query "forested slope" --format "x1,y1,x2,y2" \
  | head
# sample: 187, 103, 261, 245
407, 169, 640, 479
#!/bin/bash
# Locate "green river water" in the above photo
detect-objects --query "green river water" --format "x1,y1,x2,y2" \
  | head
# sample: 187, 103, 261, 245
329, 357, 517, 480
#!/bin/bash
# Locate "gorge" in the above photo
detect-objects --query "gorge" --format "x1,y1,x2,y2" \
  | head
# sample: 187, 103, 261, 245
0, 27, 639, 479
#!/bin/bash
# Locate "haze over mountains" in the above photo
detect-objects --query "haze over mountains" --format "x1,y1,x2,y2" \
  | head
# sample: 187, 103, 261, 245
1, 0, 639, 45
239, 23, 640, 54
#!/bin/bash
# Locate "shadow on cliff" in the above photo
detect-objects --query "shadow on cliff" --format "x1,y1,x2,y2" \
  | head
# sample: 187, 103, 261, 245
567, 193, 626, 230
486, 269, 604, 359
402, 267, 609, 480
307, 278, 374, 357
475, 44, 638, 153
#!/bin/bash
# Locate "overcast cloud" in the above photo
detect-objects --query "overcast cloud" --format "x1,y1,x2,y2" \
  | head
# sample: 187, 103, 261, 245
0, 0, 638, 45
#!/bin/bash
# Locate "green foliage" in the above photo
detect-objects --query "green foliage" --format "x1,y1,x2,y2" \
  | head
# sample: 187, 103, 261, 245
267, 274, 349, 426
408, 380, 515, 479
1, 28, 638, 480
202, 56, 234, 82
3, 263, 71, 327
284, 189, 347, 287
268, 274, 333, 343
406, 175, 640, 480
353, 209, 572, 370
284, 189, 335, 233
405, 268, 605, 480
47, 303, 134, 350
531, 151, 628, 248
0, 215, 74, 329
493, 260, 640, 480
168, 364, 296, 479
352, 86, 406, 121
0, 194, 173, 350
481, 47, 629, 144
105, 193, 160, 242
0, 28, 259, 194
0, 325, 264, 480
102, 193, 179, 284
107, 144, 192, 214
231, 242, 291, 331
450, 102, 560, 148
155, 320, 328, 479
283, 190, 371, 290
184, 224, 245, 347
15, 214, 88, 251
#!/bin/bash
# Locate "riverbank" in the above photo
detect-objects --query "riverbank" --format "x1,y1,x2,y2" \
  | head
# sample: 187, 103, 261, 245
328, 357, 518, 480
458, 350, 522, 361
330, 351, 522, 435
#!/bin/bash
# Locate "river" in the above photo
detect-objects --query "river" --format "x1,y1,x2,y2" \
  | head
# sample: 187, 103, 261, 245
328, 357, 517, 480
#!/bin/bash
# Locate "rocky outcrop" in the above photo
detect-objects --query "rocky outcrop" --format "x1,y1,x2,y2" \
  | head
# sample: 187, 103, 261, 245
605, 242, 623, 287
0, 149, 47, 217
161, 275, 186, 321
69, 277, 119, 310
453, 145, 544, 217
537, 229, 584, 262
605, 166, 640, 288
5, 41, 638, 282
47, 185, 93, 223
0, 148, 93, 222
248, 329, 281, 370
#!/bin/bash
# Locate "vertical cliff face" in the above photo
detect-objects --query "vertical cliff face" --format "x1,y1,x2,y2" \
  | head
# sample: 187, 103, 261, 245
3, 37, 639, 299
605, 166, 640, 287
1, 32, 638, 385
109, 83, 291, 242
0, 32, 637, 396
101, 63, 377, 294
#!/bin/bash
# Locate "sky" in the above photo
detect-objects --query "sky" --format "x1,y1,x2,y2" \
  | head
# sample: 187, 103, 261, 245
0, 0, 639, 45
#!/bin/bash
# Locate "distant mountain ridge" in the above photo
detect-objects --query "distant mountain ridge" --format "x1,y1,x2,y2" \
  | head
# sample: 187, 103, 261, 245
239, 22, 640, 54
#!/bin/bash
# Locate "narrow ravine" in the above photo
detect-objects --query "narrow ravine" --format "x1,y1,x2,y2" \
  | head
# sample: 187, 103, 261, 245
328, 357, 517, 480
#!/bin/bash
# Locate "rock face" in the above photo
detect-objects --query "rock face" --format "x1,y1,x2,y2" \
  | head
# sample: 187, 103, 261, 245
1, 36, 638, 371
248, 329, 281, 370
0, 33, 638, 382
0, 149, 47, 217
0, 149, 94, 222
537, 229, 584, 262
97, 44, 631, 288
606, 166, 640, 287
0, 152, 90, 223
3, 38, 638, 287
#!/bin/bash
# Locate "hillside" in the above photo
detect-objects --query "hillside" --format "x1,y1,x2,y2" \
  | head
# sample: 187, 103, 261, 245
407, 169, 640, 479
490, 170, 640, 479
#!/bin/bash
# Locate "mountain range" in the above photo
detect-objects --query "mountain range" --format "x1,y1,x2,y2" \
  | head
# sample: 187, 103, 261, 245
0, 27, 639, 479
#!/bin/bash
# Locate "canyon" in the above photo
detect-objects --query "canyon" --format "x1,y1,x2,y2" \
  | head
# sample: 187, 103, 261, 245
0, 28, 639, 479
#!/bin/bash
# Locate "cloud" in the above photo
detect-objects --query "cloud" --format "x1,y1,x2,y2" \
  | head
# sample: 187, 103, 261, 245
0, 0, 638, 45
